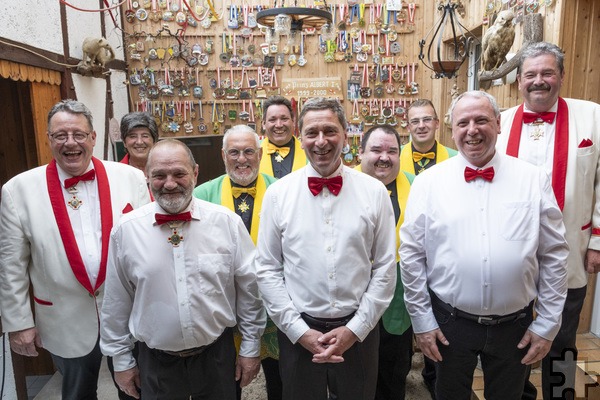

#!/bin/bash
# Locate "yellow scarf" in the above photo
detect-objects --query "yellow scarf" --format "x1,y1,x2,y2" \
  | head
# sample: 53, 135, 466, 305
400, 141, 451, 175
220, 175, 267, 244
259, 137, 307, 177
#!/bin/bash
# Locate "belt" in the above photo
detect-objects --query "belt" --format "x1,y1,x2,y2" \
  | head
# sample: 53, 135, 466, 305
430, 291, 532, 326
301, 312, 356, 330
159, 345, 209, 358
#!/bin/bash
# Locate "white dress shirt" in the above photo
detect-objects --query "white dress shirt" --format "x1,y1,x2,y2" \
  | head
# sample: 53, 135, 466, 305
100, 198, 265, 371
256, 163, 396, 343
58, 163, 101, 287
519, 102, 559, 175
400, 152, 568, 340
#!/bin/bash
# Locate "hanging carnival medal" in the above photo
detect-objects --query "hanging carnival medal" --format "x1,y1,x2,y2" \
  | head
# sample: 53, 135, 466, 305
149, 0, 162, 22
197, 100, 208, 133
367, 5, 377, 35
230, 33, 240, 67
183, 101, 194, 134
382, 34, 394, 65
297, 32, 307, 66
374, 65, 384, 98
359, 63, 371, 98
220, 33, 231, 64
226, 66, 239, 99
385, 66, 395, 94
407, 3, 416, 32
334, 32, 345, 62
409, 62, 419, 94
213, 67, 225, 99
228, 1, 239, 29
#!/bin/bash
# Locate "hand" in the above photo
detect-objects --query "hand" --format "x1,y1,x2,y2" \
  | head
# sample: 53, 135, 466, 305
115, 367, 141, 399
9, 328, 43, 357
585, 249, 600, 274
415, 329, 449, 362
236, 355, 261, 388
311, 326, 358, 364
518, 330, 552, 365
297, 328, 329, 356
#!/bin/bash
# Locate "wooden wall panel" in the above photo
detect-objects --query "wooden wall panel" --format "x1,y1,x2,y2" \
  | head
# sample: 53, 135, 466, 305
30, 81, 61, 165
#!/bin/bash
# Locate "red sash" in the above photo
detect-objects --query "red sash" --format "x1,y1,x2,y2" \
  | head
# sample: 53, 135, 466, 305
46, 157, 113, 294
506, 98, 569, 210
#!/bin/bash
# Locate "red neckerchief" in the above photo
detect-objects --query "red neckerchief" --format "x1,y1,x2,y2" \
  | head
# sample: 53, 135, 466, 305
506, 97, 569, 210
46, 157, 113, 294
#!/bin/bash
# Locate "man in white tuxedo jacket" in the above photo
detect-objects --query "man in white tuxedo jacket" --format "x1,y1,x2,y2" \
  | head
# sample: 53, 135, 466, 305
0, 100, 151, 400
497, 42, 600, 400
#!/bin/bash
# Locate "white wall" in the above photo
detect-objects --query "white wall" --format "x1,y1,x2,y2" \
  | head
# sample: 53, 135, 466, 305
0, 0, 130, 161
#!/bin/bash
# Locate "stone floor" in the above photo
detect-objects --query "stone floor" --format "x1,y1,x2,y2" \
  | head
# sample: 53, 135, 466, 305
32, 352, 432, 399
31, 332, 600, 399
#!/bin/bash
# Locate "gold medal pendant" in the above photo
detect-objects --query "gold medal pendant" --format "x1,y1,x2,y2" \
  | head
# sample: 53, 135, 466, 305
529, 122, 544, 141
167, 222, 184, 247
67, 195, 83, 210
274, 152, 284, 163
238, 200, 250, 213
66, 185, 82, 210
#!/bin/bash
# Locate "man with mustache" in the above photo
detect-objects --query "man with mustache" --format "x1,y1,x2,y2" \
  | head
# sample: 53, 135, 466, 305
100, 139, 265, 399
260, 96, 307, 178
357, 125, 414, 400
400, 99, 457, 177
497, 41, 600, 400
401, 91, 568, 399
256, 97, 396, 400
193, 125, 280, 400
0, 100, 151, 400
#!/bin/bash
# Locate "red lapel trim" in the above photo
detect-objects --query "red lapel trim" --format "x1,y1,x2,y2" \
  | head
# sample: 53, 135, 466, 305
506, 98, 568, 210
552, 98, 568, 210
46, 157, 113, 294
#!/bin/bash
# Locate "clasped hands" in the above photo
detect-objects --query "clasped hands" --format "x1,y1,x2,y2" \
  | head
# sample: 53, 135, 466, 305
298, 326, 358, 363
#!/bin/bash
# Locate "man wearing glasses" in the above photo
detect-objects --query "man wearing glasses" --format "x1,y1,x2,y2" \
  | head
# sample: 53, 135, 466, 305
400, 99, 457, 177
194, 125, 280, 400
0, 99, 151, 400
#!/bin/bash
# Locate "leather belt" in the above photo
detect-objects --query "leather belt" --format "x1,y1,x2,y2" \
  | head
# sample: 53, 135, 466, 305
159, 345, 209, 358
301, 312, 355, 331
430, 291, 532, 326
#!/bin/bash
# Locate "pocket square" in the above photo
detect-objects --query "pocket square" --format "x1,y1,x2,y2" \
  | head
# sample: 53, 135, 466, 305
579, 138, 593, 148
122, 203, 134, 214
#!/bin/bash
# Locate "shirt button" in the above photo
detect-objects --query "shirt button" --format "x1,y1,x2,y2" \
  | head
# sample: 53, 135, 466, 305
331, 302, 336, 307
483, 306, 488, 311
329, 273, 334, 279
483, 257, 488, 262
327, 246, 331, 252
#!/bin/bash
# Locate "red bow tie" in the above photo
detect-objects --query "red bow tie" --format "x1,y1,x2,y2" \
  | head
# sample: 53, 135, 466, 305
64, 169, 96, 188
523, 112, 556, 124
155, 212, 193, 225
464, 167, 495, 182
308, 176, 343, 196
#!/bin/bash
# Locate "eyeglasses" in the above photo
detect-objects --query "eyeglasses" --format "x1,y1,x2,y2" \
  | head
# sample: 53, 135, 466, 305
226, 148, 258, 159
408, 117, 437, 127
49, 131, 92, 144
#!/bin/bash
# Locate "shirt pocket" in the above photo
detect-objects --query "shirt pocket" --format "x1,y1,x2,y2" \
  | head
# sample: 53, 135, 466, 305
502, 201, 534, 241
195, 254, 233, 296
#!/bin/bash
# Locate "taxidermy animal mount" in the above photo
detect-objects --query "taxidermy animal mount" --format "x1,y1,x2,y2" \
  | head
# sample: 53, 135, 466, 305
77, 37, 115, 77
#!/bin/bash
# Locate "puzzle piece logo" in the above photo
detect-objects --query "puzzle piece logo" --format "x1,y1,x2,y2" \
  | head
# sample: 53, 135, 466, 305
550, 348, 599, 399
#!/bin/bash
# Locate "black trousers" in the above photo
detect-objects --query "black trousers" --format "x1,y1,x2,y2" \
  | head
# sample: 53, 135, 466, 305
432, 298, 533, 400
375, 324, 414, 400
522, 286, 586, 400
277, 326, 379, 400
137, 328, 236, 400
50, 339, 104, 400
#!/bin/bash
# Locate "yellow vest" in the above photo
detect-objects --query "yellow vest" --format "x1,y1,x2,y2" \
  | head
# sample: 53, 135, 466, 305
259, 137, 307, 177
